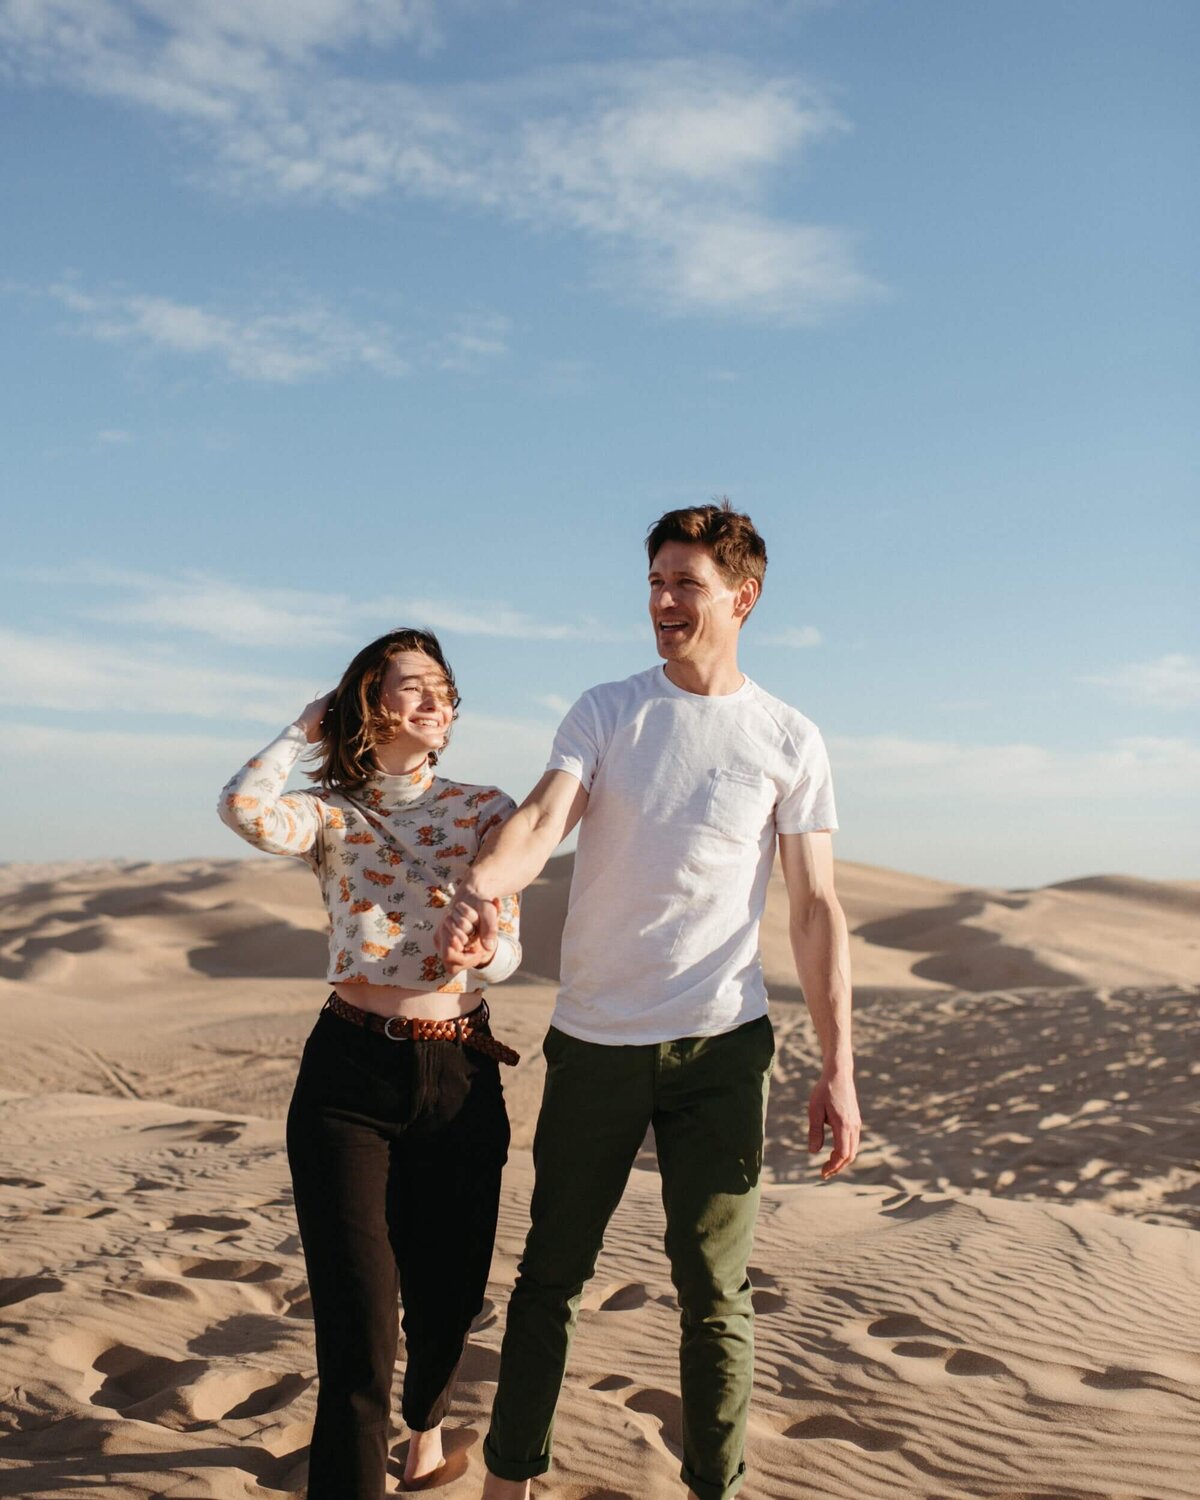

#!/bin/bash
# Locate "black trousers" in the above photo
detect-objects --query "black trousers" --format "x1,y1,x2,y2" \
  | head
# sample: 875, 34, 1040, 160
286, 1004, 510, 1500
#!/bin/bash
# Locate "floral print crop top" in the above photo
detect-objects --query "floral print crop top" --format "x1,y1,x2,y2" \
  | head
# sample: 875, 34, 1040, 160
218, 724, 521, 993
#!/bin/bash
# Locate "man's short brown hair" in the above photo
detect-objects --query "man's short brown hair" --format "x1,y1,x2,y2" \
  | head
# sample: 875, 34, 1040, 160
645, 498, 768, 594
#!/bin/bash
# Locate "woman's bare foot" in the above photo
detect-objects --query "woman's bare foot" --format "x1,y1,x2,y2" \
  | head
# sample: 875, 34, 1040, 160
404, 1422, 445, 1485
480, 1474, 531, 1499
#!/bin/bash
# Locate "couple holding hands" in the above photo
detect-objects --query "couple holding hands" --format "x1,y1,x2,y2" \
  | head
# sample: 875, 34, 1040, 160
219, 501, 861, 1500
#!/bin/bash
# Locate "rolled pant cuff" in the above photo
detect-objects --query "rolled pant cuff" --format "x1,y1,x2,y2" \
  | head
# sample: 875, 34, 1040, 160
681, 1460, 746, 1500
482, 1433, 552, 1483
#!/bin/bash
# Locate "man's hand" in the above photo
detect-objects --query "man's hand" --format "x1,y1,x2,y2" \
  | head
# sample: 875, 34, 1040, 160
436, 893, 500, 967
808, 1063, 862, 1180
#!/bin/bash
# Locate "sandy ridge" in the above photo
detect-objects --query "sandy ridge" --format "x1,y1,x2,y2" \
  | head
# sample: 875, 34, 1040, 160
1, 857, 1197, 1497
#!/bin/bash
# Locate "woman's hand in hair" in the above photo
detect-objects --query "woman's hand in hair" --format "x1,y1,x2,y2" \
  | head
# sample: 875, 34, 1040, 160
294, 691, 334, 745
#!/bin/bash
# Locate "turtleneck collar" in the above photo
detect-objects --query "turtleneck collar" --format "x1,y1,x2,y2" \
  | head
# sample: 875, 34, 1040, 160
361, 759, 436, 809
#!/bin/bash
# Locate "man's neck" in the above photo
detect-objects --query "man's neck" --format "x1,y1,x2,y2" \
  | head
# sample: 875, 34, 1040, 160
663, 656, 744, 698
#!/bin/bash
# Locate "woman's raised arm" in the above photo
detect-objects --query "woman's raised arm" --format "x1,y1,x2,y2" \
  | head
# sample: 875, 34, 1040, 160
216, 693, 331, 856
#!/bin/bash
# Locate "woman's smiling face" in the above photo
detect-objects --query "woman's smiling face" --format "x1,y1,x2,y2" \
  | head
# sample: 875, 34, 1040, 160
377, 649, 457, 760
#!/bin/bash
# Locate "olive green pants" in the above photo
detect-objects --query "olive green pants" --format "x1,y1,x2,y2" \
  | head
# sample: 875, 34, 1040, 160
484, 1014, 774, 1500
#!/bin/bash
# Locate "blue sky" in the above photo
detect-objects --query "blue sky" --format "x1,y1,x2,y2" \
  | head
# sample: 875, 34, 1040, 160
2, 0, 1196, 886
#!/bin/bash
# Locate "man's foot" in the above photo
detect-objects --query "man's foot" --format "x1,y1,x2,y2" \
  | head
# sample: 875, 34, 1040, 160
404, 1423, 445, 1486
480, 1473, 531, 1499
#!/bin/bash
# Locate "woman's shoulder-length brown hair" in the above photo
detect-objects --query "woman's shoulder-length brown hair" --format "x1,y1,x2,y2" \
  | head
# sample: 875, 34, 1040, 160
307, 628, 460, 797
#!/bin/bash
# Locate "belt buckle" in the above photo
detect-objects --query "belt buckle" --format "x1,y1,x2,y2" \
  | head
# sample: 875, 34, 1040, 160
383, 1015, 408, 1041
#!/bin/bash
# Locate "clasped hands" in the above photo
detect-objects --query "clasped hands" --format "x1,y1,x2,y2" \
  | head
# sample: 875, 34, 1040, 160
435, 891, 501, 975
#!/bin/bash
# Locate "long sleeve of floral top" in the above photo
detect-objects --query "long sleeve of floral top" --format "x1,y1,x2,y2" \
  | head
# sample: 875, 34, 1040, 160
218, 724, 522, 993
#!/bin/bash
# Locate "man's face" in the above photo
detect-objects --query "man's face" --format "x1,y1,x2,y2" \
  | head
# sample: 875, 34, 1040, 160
648, 540, 748, 664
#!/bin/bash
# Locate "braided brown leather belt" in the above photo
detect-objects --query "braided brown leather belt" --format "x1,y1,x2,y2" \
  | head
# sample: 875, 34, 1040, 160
324, 992, 520, 1067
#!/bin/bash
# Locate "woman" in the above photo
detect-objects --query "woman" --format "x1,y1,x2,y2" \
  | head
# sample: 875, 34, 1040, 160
218, 628, 521, 1498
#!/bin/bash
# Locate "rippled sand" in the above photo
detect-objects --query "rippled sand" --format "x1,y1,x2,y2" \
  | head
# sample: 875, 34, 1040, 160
1, 857, 1197, 1497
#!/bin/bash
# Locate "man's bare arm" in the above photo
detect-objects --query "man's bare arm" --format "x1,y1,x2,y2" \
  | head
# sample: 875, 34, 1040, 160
436, 770, 588, 959
778, 830, 861, 1180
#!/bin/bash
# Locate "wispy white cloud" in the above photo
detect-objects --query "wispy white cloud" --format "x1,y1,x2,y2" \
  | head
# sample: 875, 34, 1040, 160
0, 1, 440, 111
50, 282, 408, 383
0, 708, 551, 782
0, 625, 316, 722
832, 732, 1200, 800
533, 692, 574, 716
2, 720, 253, 768
1084, 653, 1200, 710
758, 624, 821, 648
392, 598, 637, 643
436, 312, 512, 372
505, 63, 876, 319
80, 570, 350, 648
95, 427, 132, 444
1, 6, 878, 320
0, 707, 554, 859
30, 564, 636, 647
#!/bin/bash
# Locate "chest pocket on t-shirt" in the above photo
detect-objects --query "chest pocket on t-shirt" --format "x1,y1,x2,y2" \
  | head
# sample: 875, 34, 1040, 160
703, 768, 771, 843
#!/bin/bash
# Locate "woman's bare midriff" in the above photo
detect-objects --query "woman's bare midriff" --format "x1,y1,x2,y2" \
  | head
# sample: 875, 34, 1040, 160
332, 980, 484, 1021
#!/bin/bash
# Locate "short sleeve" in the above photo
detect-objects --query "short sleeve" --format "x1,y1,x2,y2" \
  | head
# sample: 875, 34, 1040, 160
545, 692, 604, 791
775, 728, 839, 835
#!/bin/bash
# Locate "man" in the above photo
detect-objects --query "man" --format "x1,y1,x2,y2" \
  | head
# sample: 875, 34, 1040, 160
436, 501, 860, 1500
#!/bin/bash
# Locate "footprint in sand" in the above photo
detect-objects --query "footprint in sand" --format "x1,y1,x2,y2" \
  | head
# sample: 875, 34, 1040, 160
254, 1449, 310, 1495
178, 1257, 284, 1283
170, 1213, 253, 1232
43, 1203, 118, 1219
748, 1267, 787, 1313
782, 1413, 906, 1452
891, 1340, 951, 1359
944, 1348, 1014, 1378
0, 1175, 44, 1189
89, 1342, 208, 1416
141, 1119, 245, 1145
590, 1374, 634, 1392
867, 1315, 1012, 1379
131, 1277, 200, 1303
598, 1282, 650, 1312
878, 1193, 952, 1223
1080, 1365, 1170, 1393
188, 1313, 295, 1358
623, 1387, 685, 1460
0, 1275, 65, 1308
188, 1368, 312, 1422
867, 1313, 960, 1344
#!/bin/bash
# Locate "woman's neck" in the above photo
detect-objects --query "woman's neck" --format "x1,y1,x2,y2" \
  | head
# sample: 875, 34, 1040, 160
372, 744, 433, 777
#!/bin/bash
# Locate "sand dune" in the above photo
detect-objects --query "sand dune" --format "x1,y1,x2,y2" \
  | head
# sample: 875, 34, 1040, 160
453, 852, 1200, 994
4, 854, 1196, 997
1, 1088, 1197, 1500
1, 856, 1198, 1498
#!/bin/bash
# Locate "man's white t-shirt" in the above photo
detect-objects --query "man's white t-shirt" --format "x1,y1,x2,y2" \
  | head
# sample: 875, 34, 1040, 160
545, 665, 838, 1046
